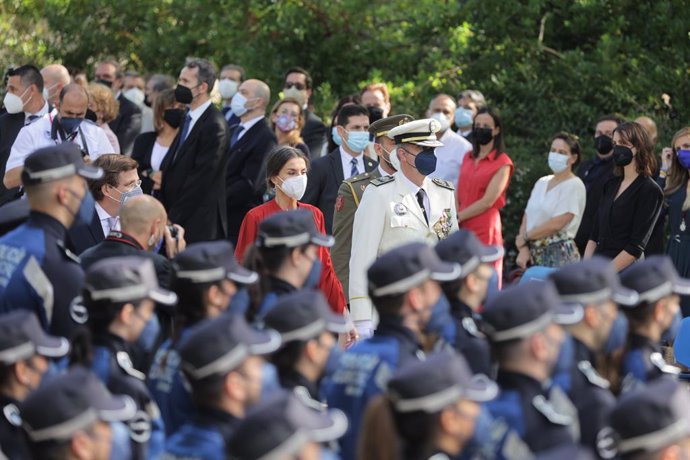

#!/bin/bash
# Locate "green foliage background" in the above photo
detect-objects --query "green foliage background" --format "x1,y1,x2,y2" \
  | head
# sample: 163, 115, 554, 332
3, 0, 689, 266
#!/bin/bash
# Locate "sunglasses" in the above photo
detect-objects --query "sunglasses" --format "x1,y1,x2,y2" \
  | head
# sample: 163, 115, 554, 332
284, 82, 306, 91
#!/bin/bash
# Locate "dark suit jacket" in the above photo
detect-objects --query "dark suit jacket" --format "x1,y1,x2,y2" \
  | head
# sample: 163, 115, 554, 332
302, 148, 377, 233
301, 110, 326, 157
109, 94, 142, 155
0, 112, 25, 205
221, 106, 241, 130
225, 119, 276, 244
66, 210, 105, 255
160, 104, 229, 244
131, 132, 158, 195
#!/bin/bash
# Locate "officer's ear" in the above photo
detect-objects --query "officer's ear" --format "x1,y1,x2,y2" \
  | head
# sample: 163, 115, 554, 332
582, 305, 599, 328
70, 429, 94, 459
529, 332, 548, 361
118, 303, 136, 327
13, 361, 31, 387
438, 405, 458, 434
225, 370, 245, 401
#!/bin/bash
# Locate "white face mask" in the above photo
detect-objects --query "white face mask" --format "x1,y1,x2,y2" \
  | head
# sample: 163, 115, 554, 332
430, 112, 450, 132
219, 79, 239, 99
123, 88, 145, 107
231, 92, 250, 117
3, 87, 30, 114
278, 174, 308, 200
547, 151, 570, 173
283, 87, 307, 107
42, 83, 58, 102
389, 147, 403, 171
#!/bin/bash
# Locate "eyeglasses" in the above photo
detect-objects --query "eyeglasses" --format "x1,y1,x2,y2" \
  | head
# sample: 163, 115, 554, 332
120, 179, 142, 191
284, 82, 306, 91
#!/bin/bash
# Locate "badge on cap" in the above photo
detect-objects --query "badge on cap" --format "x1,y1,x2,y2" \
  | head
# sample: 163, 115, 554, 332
394, 203, 407, 216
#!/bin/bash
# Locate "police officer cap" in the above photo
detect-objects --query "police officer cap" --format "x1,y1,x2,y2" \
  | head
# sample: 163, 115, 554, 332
263, 290, 350, 343
20, 365, 136, 443
618, 255, 690, 308
482, 280, 583, 343
435, 229, 504, 277
179, 313, 281, 382
368, 242, 462, 297
387, 118, 444, 147
83, 256, 177, 306
21, 143, 103, 186
368, 114, 414, 139
175, 241, 258, 285
549, 256, 639, 307
227, 390, 348, 460
0, 311, 69, 365
387, 352, 498, 414
256, 209, 334, 249
604, 377, 690, 456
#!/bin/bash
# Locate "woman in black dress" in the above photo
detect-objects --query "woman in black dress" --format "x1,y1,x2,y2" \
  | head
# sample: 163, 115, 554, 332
584, 121, 663, 271
131, 89, 184, 195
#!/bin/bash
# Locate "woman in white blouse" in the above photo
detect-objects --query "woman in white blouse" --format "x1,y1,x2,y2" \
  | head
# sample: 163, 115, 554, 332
515, 132, 586, 268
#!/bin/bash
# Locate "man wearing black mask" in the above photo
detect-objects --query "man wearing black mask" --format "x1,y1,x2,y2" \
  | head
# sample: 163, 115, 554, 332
4, 83, 113, 190
575, 114, 622, 255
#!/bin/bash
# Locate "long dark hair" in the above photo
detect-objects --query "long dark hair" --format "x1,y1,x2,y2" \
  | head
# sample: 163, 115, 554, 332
265, 145, 310, 191
471, 107, 506, 158
612, 122, 657, 177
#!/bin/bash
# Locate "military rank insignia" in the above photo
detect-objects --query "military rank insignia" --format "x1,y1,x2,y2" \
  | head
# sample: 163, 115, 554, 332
335, 195, 344, 212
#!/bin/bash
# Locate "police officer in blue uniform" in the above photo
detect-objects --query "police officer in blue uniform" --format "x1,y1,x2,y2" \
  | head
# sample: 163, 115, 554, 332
435, 229, 503, 377
325, 241, 461, 460
0, 143, 103, 337
162, 313, 281, 460
20, 365, 137, 460
262, 290, 350, 400
601, 377, 690, 459
549, 257, 638, 456
148, 241, 258, 436
226, 389, 348, 460
71, 256, 177, 459
482, 280, 583, 454
617, 255, 688, 392
0, 311, 70, 459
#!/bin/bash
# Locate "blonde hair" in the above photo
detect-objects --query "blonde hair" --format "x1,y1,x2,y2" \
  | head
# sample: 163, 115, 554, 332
87, 83, 119, 123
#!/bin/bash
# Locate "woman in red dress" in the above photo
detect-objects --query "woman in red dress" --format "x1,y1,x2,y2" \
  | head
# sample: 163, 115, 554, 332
235, 146, 346, 314
456, 108, 513, 287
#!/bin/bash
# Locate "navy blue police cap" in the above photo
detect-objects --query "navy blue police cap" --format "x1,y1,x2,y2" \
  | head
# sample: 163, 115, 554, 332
174, 241, 258, 285
482, 280, 583, 342
20, 365, 136, 443
256, 209, 334, 249
618, 255, 690, 308
179, 313, 281, 382
227, 389, 348, 460
435, 229, 504, 277
262, 290, 350, 343
387, 351, 497, 413
21, 143, 103, 186
368, 242, 462, 297
0, 311, 69, 364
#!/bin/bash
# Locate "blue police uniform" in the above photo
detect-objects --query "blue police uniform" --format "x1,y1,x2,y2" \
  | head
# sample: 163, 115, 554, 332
0, 212, 83, 337
449, 298, 493, 377
91, 333, 165, 459
0, 394, 30, 459
620, 333, 678, 392
162, 408, 240, 460
325, 317, 425, 460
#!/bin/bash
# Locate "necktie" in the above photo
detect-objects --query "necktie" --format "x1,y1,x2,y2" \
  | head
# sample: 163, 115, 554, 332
350, 157, 359, 178
230, 125, 245, 148
25, 115, 39, 126
416, 189, 429, 224
106, 216, 119, 234
179, 113, 192, 143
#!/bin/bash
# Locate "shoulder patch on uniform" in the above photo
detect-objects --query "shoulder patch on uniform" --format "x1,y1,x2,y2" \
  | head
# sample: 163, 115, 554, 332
116, 351, 146, 381
3, 404, 21, 427
532, 395, 572, 425
56, 240, 80, 264
371, 175, 395, 187
462, 317, 485, 338
432, 178, 455, 190
335, 195, 345, 212
650, 352, 681, 375
577, 360, 610, 389
346, 171, 371, 183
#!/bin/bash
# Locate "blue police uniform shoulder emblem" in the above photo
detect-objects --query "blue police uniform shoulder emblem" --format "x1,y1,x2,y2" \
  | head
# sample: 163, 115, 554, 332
3, 404, 21, 427
577, 361, 610, 389
56, 240, 80, 264
116, 351, 146, 381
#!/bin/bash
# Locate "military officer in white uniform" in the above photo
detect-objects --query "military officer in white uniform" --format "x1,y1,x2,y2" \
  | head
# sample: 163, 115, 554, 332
349, 118, 459, 338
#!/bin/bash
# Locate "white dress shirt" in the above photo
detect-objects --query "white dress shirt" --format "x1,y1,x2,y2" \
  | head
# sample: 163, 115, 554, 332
236, 115, 265, 142
95, 202, 119, 236
399, 171, 431, 219
339, 146, 365, 179
24, 101, 50, 125
184, 100, 213, 139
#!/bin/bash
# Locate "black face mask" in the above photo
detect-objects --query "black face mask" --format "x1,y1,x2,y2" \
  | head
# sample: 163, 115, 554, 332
367, 106, 384, 124
595, 135, 613, 155
163, 108, 185, 129
85, 108, 98, 123
612, 145, 634, 166
174, 84, 193, 105
95, 79, 112, 89
144, 95, 152, 108
473, 127, 494, 146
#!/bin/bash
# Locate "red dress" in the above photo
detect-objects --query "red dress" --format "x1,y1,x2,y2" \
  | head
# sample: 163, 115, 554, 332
235, 199, 346, 314
457, 149, 514, 285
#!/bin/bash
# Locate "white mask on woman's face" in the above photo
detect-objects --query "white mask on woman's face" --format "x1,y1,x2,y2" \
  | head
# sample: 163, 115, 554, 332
278, 174, 308, 200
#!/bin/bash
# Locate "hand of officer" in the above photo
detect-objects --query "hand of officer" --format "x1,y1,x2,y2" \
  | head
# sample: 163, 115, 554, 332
164, 224, 186, 258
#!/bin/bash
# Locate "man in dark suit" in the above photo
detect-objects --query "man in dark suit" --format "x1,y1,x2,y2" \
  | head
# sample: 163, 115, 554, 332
94, 60, 142, 155
219, 64, 244, 129
225, 79, 276, 245
282, 67, 326, 157
160, 58, 229, 244
0, 65, 50, 205
67, 154, 141, 254
303, 104, 376, 233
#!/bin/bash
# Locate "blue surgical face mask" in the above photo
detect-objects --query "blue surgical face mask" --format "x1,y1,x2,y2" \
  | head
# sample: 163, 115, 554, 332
425, 293, 456, 344
110, 421, 133, 460
547, 151, 570, 174
135, 313, 160, 353
230, 92, 249, 117
345, 130, 369, 153
323, 342, 343, 380
303, 255, 322, 289
604, 312, 628, 354
331, 126, 343, 146
67, 188, 96, 228
454, 107, 473, 127
260, 361, 281, 402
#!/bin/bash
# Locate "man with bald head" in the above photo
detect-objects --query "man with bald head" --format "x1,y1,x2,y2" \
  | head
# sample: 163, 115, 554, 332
80, 194, 186, 289
160, 58, 229, 244
40, 64, 71, 107
426, 93, 472, 188
4, 83, 113, 189
225, 78, 276, 243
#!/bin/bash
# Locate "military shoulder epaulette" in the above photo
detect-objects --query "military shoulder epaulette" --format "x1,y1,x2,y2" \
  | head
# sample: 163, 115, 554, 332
371, 175, 395, 187
432, 178, 455, 190
346, 171, 372, 183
